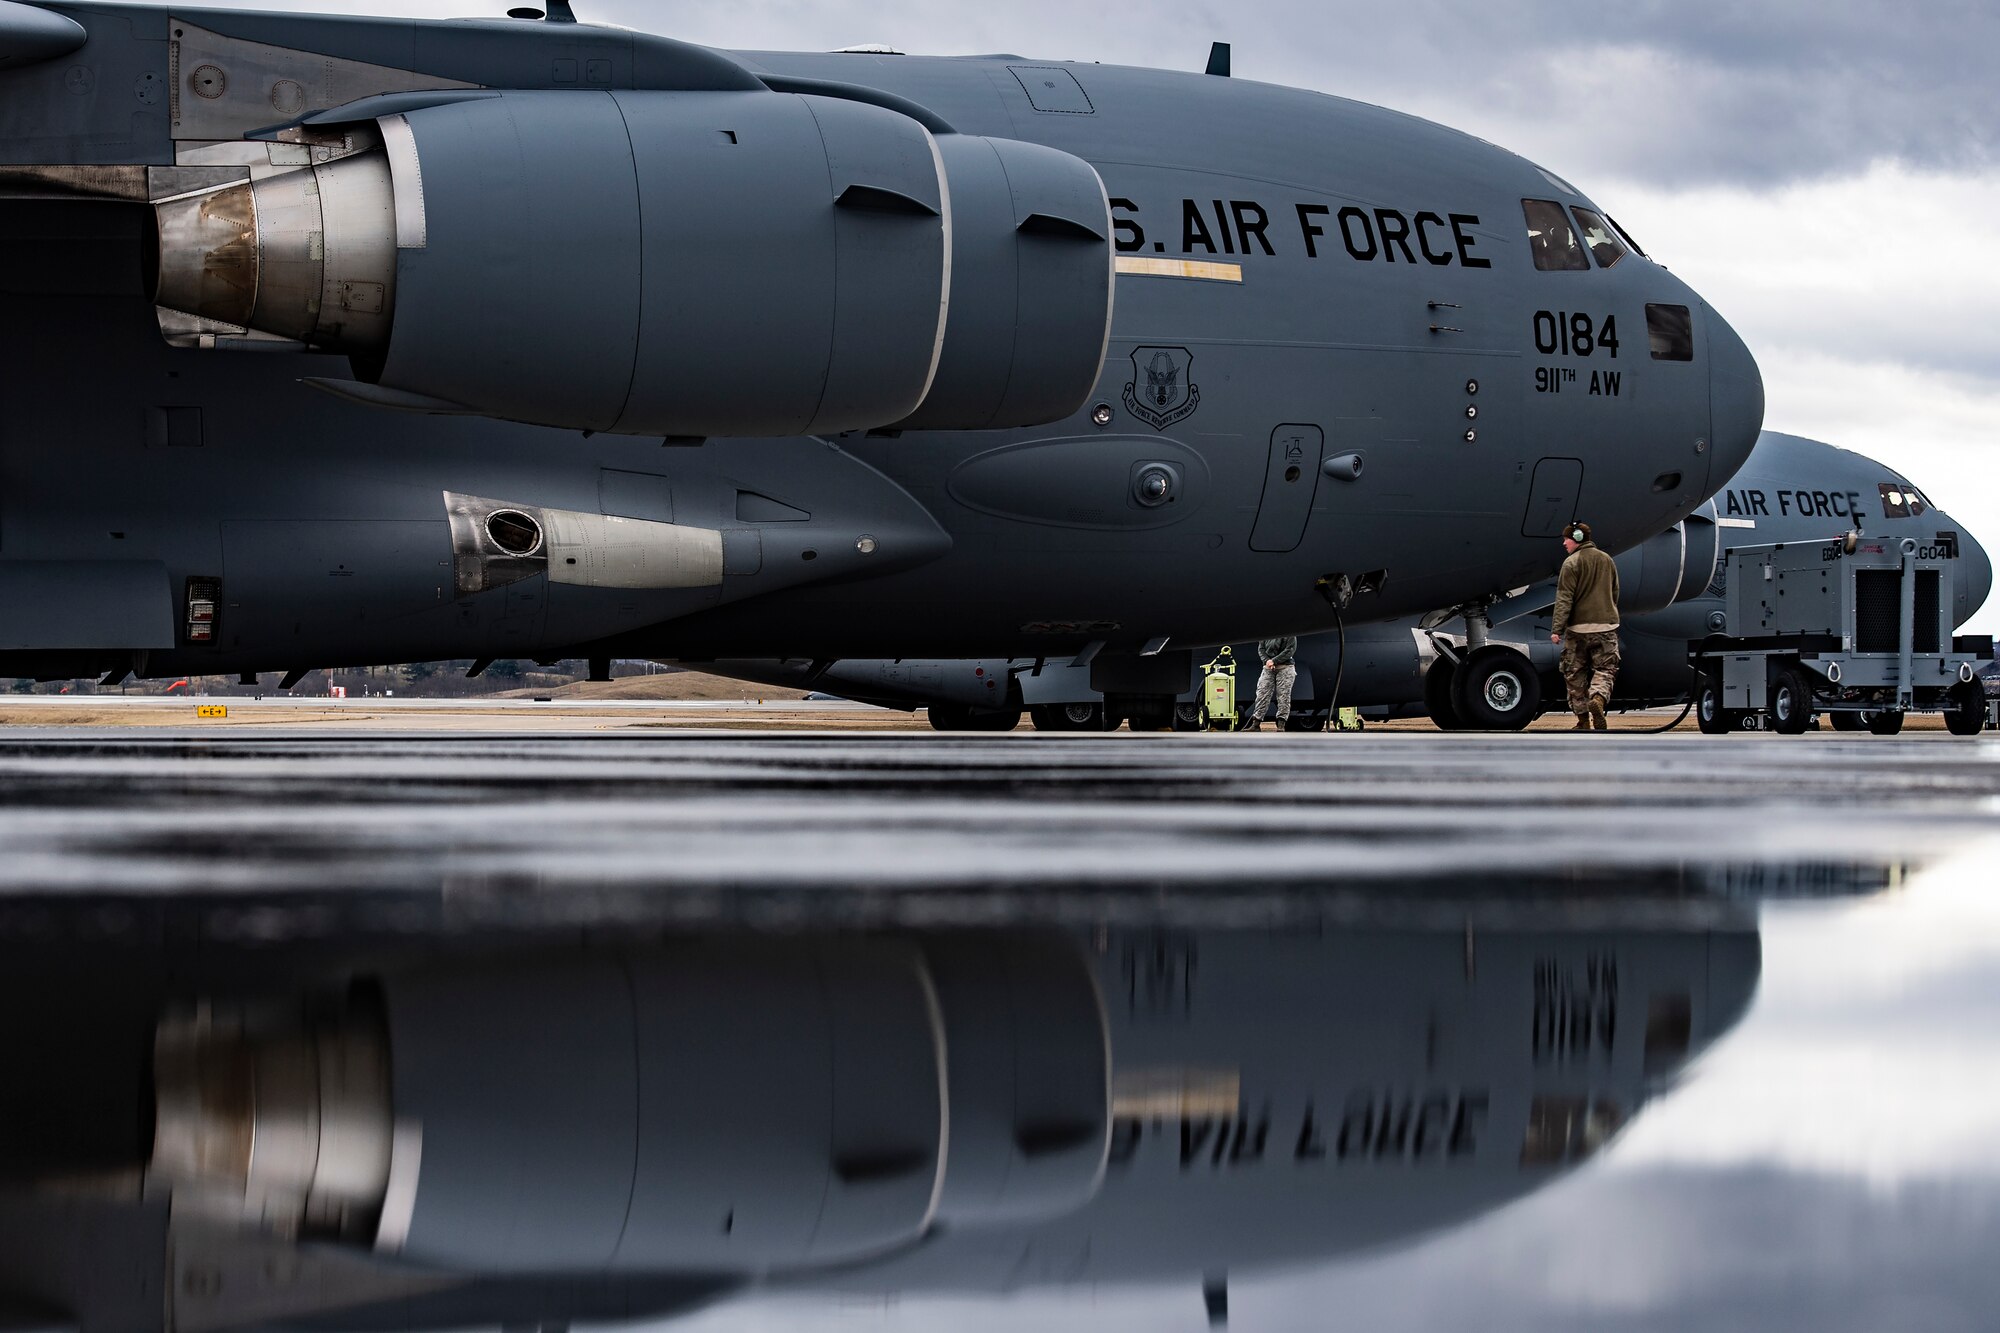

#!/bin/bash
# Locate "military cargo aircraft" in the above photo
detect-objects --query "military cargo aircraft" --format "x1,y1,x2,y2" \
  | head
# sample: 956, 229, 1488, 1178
0, 878, 1765, 1331
722, 432, 1990, 730
0, 2, 1760, 696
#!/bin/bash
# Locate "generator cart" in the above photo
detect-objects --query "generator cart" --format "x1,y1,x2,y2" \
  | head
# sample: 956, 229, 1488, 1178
1197, 646, 1239, 731
1689, 534, 1993, 736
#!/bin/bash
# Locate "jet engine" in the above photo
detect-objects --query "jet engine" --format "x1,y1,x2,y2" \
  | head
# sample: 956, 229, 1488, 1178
150, 90, 1113, 438
1615, 502, 1721, 615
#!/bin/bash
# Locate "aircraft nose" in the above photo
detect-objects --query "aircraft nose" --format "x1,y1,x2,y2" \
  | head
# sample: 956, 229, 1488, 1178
1953, 521, 1992, 625
1705, 302, 1764, 490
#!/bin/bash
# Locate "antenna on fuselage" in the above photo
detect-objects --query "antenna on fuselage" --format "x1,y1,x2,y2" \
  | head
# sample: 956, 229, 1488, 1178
1205, 42, 1231, 77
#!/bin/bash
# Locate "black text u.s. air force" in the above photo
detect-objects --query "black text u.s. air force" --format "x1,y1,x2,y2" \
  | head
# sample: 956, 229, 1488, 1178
1111, 196, 1492, 267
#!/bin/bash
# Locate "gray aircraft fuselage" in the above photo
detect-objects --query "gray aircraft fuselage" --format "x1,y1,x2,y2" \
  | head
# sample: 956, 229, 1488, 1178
733, 431, 1991, 723
0, 3, 1761, 683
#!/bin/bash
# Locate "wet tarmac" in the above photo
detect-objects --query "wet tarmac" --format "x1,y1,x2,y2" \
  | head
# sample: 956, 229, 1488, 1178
0, 729, 1990, 901
0, 730, 1992, 1332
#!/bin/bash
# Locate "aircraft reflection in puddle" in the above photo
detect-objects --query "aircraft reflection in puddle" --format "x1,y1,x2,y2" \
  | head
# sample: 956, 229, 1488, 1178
0, 868, 1897, 1333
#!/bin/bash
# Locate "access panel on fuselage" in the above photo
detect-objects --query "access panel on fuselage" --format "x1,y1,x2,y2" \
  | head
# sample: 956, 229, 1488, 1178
1250, 425, 1324, 553
1521, 458, 1583, 538
219, 520, 458, 659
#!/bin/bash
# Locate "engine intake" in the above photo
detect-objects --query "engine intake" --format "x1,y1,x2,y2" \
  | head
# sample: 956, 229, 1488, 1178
152, 90, 1114, 438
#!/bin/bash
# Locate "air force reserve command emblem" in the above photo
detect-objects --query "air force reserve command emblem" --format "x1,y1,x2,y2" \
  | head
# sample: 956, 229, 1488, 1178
1122, 346, 1201, 431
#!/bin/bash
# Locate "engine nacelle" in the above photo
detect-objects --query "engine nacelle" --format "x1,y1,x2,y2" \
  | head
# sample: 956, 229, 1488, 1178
1616, 502, 1720, 615
894, 134, 1116, 431
152, 90, 1113, 438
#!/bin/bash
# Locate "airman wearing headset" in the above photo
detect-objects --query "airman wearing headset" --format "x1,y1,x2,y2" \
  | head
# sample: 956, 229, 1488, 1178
1549, 521, 1621, 731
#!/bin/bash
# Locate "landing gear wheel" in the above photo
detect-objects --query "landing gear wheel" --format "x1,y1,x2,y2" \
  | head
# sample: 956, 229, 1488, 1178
1283, 710, 1321, 732
1769, 667, 1814, 735
929, 704, 1022, 732
1452, 647, 1542, 731
1867, 710, 1906, 736
1030, 702, 1105, 732
1423, 659, 1465, 731
1172, 702, 1203, 732
1696, 672, 1738, 735
1828, 712, 1864, 732
1945, 682, 1988, 736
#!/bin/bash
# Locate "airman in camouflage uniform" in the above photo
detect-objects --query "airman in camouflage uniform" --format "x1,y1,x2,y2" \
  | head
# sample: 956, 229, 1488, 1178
1549, 521, 1621, 731
1248, 635, 1298, 730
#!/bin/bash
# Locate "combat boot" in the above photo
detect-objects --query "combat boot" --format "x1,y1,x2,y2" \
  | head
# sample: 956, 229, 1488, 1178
1572, 711, 1590, 731
1589, 696, 1608, 731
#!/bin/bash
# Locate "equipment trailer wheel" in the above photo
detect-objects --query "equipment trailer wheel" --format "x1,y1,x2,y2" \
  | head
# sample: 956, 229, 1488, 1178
1452, 646, 1542, 731
1423, 660, 1465, 731
1828, 712, 1864, 731
1769, 667, 1814, 735
1172, 702, 1203, 731
1945, 682, 1988, 736
1695, 673, 1738, 735
1866, 710, 1905, 736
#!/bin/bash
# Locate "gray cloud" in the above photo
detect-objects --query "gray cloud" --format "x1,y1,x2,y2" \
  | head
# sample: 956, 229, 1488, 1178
557, 0, 1998, 188
188, 1, 1998, 187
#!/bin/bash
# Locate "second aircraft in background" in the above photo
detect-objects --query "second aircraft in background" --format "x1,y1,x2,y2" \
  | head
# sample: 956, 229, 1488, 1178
687, 432, 1992, 732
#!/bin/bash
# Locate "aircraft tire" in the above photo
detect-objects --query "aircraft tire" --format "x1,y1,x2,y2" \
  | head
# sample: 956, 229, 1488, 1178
1123, 696, 1176, 732
1452, 647, 1542, 731
979, 707, 1023, 732
1696, 673, 1737, 735
1769, 667, 1814, 735
1031, 702, 1106, 731
1422, 660, 1464, 731
928, 703, 972, 731
930, 704, 1022, 732
1867, 709, 1906, 736
1945, 683, 1988, 736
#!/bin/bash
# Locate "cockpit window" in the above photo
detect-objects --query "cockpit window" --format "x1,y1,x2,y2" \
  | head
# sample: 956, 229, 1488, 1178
1570, 207, 1627, 268
1607, 215, 1648, 258
1522, 199, 1589, 271
1880, 482, 1928, 519
1646, 303, 1694, 360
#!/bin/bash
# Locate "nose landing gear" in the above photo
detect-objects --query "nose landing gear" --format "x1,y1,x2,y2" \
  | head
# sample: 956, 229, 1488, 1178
1453, 646, 1543, 729
1421, 604, 1544, 731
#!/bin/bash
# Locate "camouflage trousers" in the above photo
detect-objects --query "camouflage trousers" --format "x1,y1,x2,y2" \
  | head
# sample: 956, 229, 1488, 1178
1560, 631, 1621, 713
1253, 663, 1297, 722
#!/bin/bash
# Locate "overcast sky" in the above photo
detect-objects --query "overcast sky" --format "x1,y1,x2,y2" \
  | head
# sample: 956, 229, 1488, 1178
191, 0, 2000, 631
